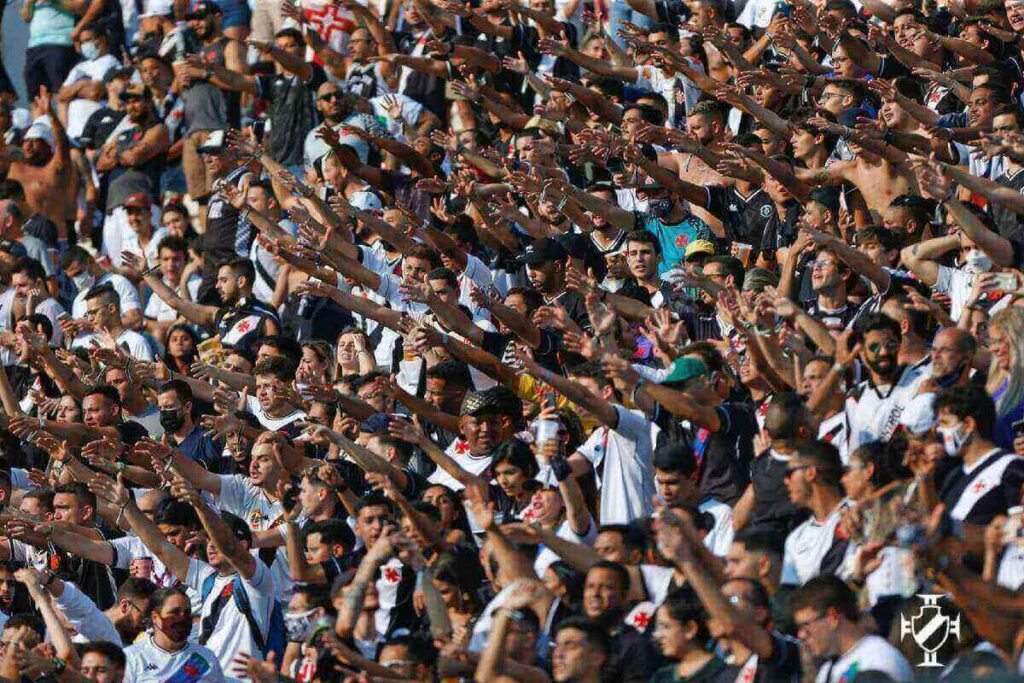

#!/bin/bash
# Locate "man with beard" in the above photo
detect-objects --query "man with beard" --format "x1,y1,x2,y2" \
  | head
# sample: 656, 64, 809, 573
95, 83, 169, 269
519, 237, 593, 334
0, 94, 76, 241
302, 83, 380, 173
173, 0, 245, 201
811, 313, 928, 453
577, 561, 660, 683
780, 441, 850, 587
139, 257, 279, 355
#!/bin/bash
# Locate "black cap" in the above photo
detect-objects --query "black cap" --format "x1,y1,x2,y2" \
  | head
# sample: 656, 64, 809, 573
518, 237, 567, 265
103, 66, 133, 85
360, 413, 392, 435
186, 0, 221, 17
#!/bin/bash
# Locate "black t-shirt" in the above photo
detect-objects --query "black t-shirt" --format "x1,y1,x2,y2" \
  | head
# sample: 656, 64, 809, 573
606, 624, 662, 683
706, 185, 775, 255
546, 290, 593, 334
749, 453, 808, 535
255, 64, 327, 167
938, 449, 1024, 525
482, 328, 563, 373
686, 402, 757, 506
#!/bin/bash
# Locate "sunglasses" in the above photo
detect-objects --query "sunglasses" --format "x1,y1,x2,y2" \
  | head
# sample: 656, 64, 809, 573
319, 92, 343, 102
867, 340, 899, 354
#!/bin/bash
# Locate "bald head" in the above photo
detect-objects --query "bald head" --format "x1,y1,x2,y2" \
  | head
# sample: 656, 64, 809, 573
932, 327, 976, 379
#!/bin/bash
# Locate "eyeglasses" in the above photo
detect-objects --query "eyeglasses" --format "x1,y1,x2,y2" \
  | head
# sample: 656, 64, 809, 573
85, 307, 106, 318
784, 464, 812, 479
818, 91, 846, 101
809, 259, 837, 270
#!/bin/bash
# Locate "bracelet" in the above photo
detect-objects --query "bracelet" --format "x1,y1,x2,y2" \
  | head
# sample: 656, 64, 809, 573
630, 379, 647, 406
40, 570, 56, 588
116, 500, 131, 526
941, 185, 956, 203
831, 362, 846, 374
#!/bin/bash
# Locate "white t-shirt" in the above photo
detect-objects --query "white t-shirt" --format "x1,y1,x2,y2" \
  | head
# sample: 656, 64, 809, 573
815, 634, 912, 683
216, 473, 294, 600
144, 275, 201, 322
124, 633, 225, 683
998, 543, 1024, 590
575, 405, 660, 525
185, 559, 275, 678
69, 272, 142, 345
845, 363, 928, 453
782, 501, 850, 586
700, 498, 735, 558
427, 437, 492, 492
0, 288, 65, 346
244, 394, 307, 433
61, 53, 120, 139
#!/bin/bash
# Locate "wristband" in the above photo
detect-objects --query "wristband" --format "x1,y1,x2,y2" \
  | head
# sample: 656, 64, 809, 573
831, 362, 846, 374
630, 378, 647, 406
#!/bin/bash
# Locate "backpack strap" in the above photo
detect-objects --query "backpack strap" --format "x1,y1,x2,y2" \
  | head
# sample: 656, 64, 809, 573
230, 575, 267, 655
200, 572, 217, 602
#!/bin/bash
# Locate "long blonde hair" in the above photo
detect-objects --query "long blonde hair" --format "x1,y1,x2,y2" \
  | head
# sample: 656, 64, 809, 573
988, 307, 1024, 416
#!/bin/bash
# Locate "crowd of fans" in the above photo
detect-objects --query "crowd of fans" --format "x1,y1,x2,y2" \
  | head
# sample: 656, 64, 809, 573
3, 0, 1024, 679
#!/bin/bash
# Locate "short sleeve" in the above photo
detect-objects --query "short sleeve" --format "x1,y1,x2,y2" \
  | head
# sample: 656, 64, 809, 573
107, 276, 141, 312
613, 405, 650, 441
185, 556, 218, 592
216, 474, 250, 516
575, 427, 608, 469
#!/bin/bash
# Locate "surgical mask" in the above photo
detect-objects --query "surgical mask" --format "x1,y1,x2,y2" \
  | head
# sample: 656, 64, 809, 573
159, 408, 186, 433
80, 41, 100, 60
285, 608, 317, 643
647, 197, 673, 219
72, 272, 94, 293
963, 249, 993, 274
937, 421, 969, 456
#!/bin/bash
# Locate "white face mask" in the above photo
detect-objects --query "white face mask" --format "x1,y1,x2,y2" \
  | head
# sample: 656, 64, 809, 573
962, 249, 993, 274
937, 421, 968, 456
72, 272, 94, 292
80, 41, 100, 60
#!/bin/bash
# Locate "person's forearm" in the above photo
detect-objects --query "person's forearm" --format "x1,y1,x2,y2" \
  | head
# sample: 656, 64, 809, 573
488, 300, 542, 348
476, 609, 512, 683
27, 585, 78, 663
143, 273, 216, 328
339, 552, 384, 636
195, 500, 255, 576
285, 520, 325, 583
791, 311, 836, 357
559, 474, 592, 536
942, 197, 1013, 267
520, 364, 617, 426
391, 385, 460, 434
535, 524, 601, 571
559, 45, 637, 81
124, 502, 189, 581
807, 362, 845, 417
207, 61, 257, 93
0, 363, 21, 416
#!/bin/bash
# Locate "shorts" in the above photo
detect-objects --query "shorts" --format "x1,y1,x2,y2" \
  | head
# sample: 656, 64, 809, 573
215, 0, 252, 28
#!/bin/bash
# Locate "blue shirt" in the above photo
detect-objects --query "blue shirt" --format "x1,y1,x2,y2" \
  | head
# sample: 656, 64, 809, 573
177, 426, 222, 467
634, 211, 713, 274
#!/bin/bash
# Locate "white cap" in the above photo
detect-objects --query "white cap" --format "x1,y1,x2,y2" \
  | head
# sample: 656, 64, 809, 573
350, 191, 383, 213
140, 0, 173, 17
899, 392, 937, 436
24, 117, 54, 149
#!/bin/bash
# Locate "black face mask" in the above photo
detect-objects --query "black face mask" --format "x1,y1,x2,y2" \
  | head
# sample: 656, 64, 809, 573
159, 408, 186, 433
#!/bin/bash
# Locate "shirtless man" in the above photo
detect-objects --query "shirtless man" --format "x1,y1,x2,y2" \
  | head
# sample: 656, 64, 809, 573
0, 91, 76, 242
659, 100, 729, 228
798, 122, 918, 220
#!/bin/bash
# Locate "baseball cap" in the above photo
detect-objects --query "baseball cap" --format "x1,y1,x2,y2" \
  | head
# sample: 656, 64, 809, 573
660, 356, 710, 385
684, 240, 716, 261
524, 115, 564, 137
120, 82, 151, 101
186, 0, 221, 17
103, 66, 133, 85
24, 119, 54, 149
198, 129, 227, 154
518, 237, 567, 266
122, 193, 150, 210
359, 413, 392, 435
